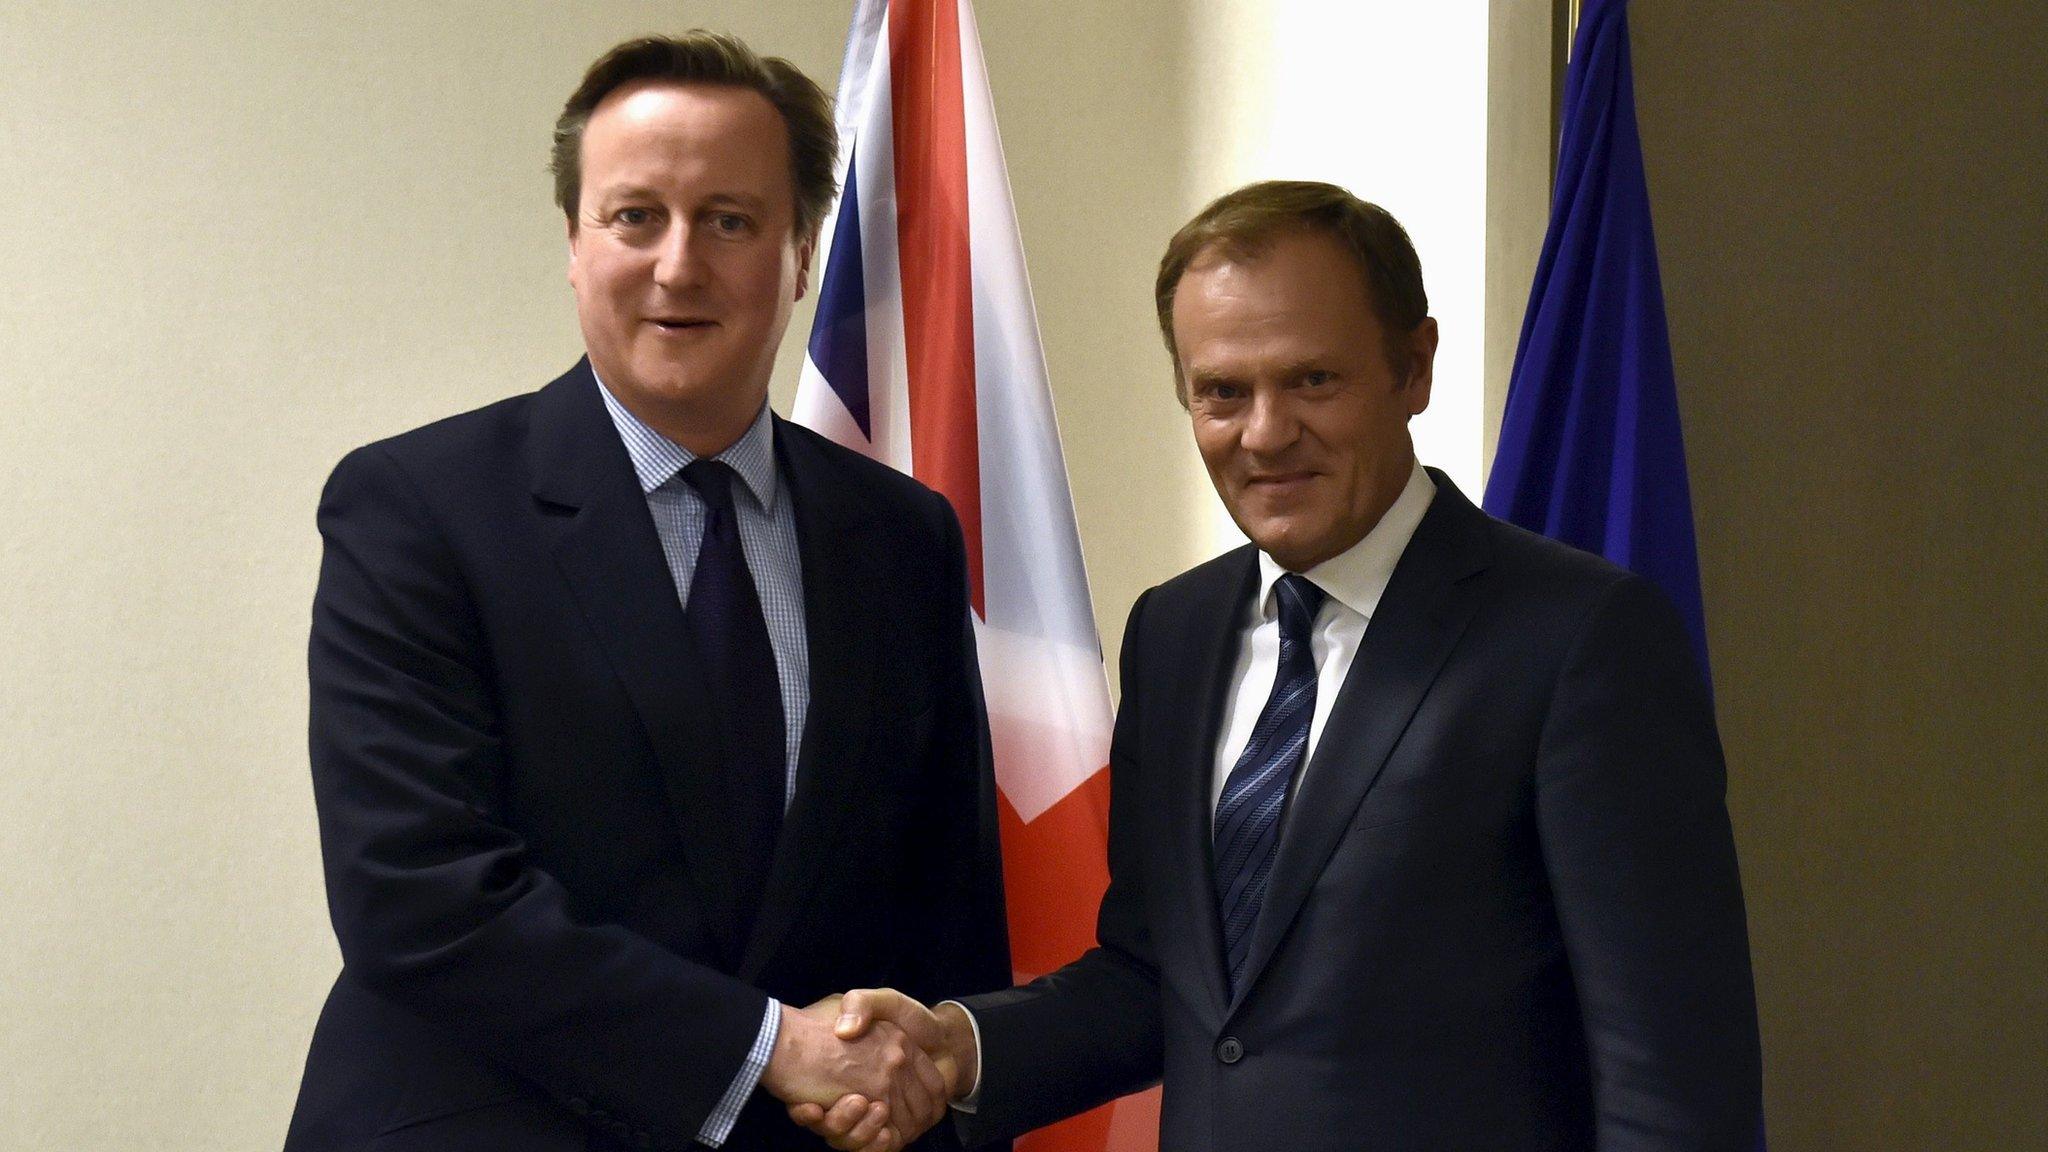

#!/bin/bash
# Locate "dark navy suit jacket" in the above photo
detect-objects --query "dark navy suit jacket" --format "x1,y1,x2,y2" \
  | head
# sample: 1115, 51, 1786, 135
962, 473, 1760, 1151
287, 362, 1009, 1151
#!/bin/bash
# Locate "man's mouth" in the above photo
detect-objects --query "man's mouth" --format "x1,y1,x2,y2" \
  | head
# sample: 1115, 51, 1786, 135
648, 317, 714, 332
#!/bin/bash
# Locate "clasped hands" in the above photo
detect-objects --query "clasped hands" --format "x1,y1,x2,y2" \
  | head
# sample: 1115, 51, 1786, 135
761, 989, 975, 1152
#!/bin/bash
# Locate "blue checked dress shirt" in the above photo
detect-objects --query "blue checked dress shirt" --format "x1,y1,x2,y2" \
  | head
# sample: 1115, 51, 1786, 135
596, 377, 805, 1147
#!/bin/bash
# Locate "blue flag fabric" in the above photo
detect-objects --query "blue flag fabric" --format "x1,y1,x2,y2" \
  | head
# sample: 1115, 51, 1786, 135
1485, 7, 1764, 1146
1482, 0, 1710, 677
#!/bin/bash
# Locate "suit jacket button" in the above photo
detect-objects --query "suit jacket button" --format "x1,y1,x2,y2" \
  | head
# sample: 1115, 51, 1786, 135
1216, 1037, 1244, 1064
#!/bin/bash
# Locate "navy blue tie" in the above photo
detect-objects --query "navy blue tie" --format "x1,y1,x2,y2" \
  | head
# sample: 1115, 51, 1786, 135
679, 459, 785, 943
1214, 573, 1326, 992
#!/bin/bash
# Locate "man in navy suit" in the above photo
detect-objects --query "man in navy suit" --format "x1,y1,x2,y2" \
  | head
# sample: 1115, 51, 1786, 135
286, 33, 1008, 1152
802, 182, 1760, 1152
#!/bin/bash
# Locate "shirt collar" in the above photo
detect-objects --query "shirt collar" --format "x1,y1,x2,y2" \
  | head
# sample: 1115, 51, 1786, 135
1253, 461, 1436, 625
592, 369, 778, 509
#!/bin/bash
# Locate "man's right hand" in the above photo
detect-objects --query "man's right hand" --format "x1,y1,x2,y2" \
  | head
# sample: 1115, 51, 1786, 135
761, 998, 949, 1152
785, 989, 979, 1151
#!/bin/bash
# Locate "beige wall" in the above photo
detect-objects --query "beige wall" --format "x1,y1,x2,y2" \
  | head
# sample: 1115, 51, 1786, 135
1631, 4, 2047, 1148
1482, 0, 1553, 471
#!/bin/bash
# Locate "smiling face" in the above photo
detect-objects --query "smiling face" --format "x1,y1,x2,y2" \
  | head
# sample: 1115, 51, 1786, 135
1174, 228, 1437, 572
568, 80, 813, 455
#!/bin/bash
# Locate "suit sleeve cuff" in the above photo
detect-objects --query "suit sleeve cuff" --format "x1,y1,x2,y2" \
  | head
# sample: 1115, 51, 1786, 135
938, 1000, 985, 1113
696, 997, 780, 1147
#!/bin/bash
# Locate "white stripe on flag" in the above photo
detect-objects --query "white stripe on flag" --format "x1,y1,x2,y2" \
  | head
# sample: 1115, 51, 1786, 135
957, 0, 1110, 819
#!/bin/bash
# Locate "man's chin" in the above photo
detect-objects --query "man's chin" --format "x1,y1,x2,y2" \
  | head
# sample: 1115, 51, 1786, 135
1242, 513, 1362, 571
1240, 518, 1307, 556
1230, 493, 1312, 535
620, 358, 716, 401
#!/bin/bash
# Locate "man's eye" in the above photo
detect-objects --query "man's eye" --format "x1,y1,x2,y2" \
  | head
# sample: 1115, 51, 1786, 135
614, 207, 654, 226
709, 212, 753, 235
1300, 370, 1334, 388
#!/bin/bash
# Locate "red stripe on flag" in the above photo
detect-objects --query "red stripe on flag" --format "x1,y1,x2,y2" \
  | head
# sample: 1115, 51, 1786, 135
889, 0, 985, 616
996, 767, 1112, 978
1001, 767, 1164, 1152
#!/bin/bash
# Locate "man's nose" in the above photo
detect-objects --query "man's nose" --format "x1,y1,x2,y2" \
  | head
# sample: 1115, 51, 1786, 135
1240, 389, 1299, 454
652, 222, 706, 289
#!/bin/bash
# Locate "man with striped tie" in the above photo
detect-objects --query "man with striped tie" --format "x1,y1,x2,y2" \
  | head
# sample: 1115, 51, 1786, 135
804, 182, 1760, 1152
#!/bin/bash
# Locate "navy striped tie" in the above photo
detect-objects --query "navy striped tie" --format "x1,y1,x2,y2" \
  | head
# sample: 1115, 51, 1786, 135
1214, 572, 1326, 992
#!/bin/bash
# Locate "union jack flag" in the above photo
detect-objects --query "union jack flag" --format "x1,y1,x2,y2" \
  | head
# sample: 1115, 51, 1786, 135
794, 2, 1158, 1148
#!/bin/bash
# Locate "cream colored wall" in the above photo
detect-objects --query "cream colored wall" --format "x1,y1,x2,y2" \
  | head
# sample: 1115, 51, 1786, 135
0, 3, 1196, 1146
1482, 0, 1552, 471
1185, 0, 1494, 546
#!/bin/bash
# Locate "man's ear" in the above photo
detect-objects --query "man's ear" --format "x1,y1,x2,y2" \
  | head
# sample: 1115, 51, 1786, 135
794, 233, 817, 303
1401, 317, 1439, 416
565, 215, 581, 288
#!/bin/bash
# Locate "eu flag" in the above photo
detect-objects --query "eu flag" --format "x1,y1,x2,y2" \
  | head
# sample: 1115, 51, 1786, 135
1485, 5, 1764, 1145
1482, 0, 1710, 677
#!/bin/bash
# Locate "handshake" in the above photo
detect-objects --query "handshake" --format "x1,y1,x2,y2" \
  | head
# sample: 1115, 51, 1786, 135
762, 988, 976, 1152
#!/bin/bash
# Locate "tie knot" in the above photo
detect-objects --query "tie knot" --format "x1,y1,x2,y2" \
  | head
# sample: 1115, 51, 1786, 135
680, 458, 738, 514
1274, 573, 1326, 642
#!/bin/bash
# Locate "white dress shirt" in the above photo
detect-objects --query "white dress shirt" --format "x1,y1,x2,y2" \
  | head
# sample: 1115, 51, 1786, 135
1210, 461, 1436, 815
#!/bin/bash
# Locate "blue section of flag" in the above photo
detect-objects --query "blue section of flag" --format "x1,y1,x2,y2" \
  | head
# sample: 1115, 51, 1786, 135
808, 147, 872, 440
1483, 0, 1711, 678
1487, 10, 1764, 1146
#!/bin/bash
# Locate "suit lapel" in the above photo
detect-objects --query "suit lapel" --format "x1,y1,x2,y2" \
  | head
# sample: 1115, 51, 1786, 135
737, 418, 880, 981
1228, 474, 1493, 1010
1164, 550, 1261, 1022
527, 361, 744, 958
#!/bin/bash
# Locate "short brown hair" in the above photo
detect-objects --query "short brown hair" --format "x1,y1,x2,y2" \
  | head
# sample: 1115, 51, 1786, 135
551, 32, 837, 241
1155, 180, 1429, 403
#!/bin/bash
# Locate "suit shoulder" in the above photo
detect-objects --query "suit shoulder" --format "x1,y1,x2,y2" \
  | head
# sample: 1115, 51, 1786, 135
332, 391, 536, 483
775, 417, 951, 518
1124, 545, 1256, 638
1469, 513, 1700, 658
1481, 514, 1639, 599
1152, 545, 1258, 600
315, 394, 541, 553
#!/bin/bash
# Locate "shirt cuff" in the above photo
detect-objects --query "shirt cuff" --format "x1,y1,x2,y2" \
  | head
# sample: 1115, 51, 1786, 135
936, 1000, 984, 1113
696, 997, 781, 1147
